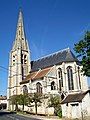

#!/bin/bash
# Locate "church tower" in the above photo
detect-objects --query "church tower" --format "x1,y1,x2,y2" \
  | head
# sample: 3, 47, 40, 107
7, 10, 31, 110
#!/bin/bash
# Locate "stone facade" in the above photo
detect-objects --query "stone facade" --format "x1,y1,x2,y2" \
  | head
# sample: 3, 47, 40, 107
7, 10, 89, 118
7, 11, 31, 110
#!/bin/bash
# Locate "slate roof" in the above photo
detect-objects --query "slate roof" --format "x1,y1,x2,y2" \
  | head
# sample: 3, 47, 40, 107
31, 48, 79, 71
61, 90, 90, 104
20, 67, 51, 84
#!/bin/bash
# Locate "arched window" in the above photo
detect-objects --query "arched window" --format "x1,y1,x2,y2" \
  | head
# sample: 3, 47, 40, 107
67, 66, 74, 90
58, 68, 63, 91
58, 68, 63, 79
36, 82, 42, 94
23, 85, 28, 94
51, 81, 56, 90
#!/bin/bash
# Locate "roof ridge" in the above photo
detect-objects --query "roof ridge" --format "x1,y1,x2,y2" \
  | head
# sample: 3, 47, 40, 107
31, 70, 40, 80
33, 48, 70, 62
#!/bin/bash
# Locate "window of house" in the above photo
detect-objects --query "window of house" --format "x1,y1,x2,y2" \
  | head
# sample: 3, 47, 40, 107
71, 103, 79, 106
36, 82, 42, 94
67, 66, 74, 90
51, 81, 56, 90
23, 85, 28, 94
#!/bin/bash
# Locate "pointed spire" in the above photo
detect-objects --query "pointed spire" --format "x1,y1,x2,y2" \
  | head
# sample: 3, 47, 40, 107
17, 9, 23, 29
12, 10, 29, 51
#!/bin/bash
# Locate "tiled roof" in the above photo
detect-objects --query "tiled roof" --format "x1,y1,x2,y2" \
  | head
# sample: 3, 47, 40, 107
20, 67, 51, 84
34, 67, 51, 80
20, 71, 37, 84
0, 96, 7, 100
61, 90, 90, 104
31, 48, 79, 71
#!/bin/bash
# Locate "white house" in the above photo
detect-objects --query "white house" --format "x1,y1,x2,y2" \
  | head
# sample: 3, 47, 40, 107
61, 90, 90, 119
0, 96, 7, 110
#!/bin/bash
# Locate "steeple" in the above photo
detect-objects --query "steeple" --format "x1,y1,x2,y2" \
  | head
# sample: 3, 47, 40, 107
7, 10, 31, 110
12, 10, 29, 51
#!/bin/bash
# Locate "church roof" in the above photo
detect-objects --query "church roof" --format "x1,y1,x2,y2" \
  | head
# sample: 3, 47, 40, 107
20, 67, 51, 84
61, 90, 90, 104
31, 48, 79, 71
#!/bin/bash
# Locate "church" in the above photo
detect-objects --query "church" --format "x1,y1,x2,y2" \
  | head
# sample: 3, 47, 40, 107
7, 11, 90, 119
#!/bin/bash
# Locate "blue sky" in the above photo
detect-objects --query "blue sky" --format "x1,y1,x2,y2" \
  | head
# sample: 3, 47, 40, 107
0, 0, 90, 95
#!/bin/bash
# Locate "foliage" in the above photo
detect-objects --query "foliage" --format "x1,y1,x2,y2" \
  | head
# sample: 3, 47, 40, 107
29, 93, 42, 115
10, 95, 20, 111
10, 94, 29, 111
74, 31, 90, 76
57, 110, 62, 118
10, 93, 43, 114
18, 94, 29, 111
48, 94, 61, 115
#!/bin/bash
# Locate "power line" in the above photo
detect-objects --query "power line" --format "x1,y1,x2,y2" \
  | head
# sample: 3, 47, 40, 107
0, 64, 81, 75
0, 65, 17, 74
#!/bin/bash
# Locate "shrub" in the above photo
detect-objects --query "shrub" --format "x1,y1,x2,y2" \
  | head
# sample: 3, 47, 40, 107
57, 110, 62, 118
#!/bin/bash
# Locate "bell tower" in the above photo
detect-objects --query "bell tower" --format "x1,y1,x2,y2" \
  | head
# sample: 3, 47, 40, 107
7, 10, 31, 110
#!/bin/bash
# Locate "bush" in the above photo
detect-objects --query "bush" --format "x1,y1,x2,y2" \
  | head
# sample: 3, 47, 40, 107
57, 110, 62, 118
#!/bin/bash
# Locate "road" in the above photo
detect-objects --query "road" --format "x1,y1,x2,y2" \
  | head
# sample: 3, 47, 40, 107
0, 110, 42, 120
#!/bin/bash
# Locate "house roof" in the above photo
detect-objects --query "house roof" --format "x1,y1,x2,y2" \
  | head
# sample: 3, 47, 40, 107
61, 90, 90, 104
20, 67, 51, 84
0, 96, 7, 100
31, 48, 79, 71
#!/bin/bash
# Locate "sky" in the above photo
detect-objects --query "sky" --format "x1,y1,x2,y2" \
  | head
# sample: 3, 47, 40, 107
0, 0, 90, 95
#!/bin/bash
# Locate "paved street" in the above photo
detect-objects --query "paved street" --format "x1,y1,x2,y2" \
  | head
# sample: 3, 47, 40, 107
0, 110, 42, 120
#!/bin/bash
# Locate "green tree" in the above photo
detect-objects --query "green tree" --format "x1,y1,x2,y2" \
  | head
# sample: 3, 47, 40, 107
29, 93, 42, 115
74, 31, 90, 76
48, 94, 61, 115
10, 95, 20, 111
18, 94, 29, 111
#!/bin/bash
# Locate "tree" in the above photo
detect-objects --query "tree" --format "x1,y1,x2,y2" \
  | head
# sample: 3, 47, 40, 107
18, 94, 29, 112
10, 94, 32, 112
74, 31, 90, 76
48, 94, 61, 115
29, 93, 42, 115
10, 95, 20, 111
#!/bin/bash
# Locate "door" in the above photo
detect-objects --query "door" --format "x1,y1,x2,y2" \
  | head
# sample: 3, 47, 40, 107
71, 103, 80, 118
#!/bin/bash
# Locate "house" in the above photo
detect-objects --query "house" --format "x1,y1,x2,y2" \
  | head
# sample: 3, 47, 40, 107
0, 95, 7, 110
61, 90, 90, 119
7, 10, 89, 118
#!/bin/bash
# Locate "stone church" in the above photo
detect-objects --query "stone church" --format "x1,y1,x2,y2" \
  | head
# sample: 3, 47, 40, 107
7, 11, 90, 119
